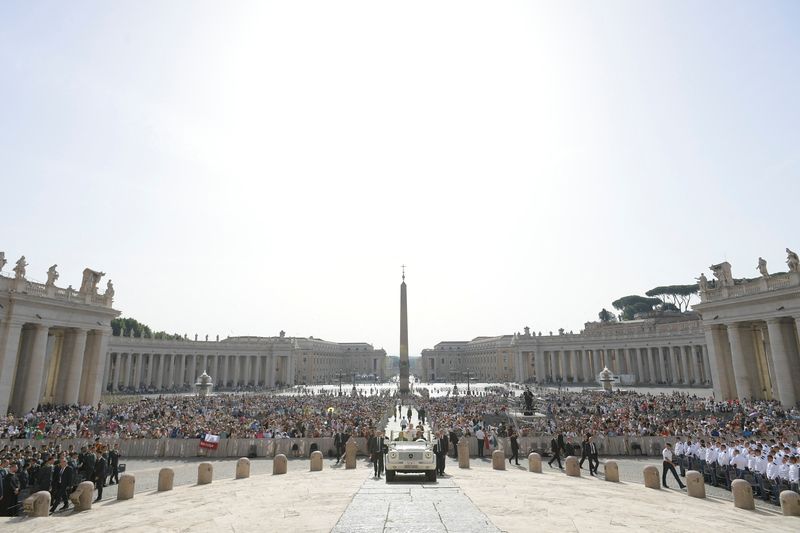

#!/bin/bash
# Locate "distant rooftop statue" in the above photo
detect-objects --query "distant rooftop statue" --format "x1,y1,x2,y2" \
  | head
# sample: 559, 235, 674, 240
757, 257, 769, 279
13, 256, 27, 279
787, 248, 799, 273
79, 267, 105, 294
46, 264, 59, 287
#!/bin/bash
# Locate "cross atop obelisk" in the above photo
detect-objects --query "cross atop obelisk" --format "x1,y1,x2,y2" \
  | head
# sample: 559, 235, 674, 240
399, 265, 410, 394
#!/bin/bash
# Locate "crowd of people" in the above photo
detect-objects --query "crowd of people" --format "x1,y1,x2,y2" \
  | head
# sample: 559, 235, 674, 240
1, 384, 799, 514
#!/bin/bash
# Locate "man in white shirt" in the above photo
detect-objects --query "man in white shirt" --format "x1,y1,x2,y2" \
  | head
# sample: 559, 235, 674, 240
662, 443, 686, 490
675, 440, 687, 476
788, 455, 799, 492
730, 449, 748, 476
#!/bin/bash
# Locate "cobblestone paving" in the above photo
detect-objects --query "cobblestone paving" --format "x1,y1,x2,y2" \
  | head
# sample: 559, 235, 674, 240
331, 476, 500, 533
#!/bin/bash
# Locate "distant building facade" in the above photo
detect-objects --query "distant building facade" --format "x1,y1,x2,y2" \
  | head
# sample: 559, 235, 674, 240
421, 316, 710, 387
104, 334, 387, 391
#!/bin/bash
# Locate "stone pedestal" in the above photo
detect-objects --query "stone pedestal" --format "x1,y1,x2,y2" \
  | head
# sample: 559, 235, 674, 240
158, 468, 174, 491
686, 471, 705, 498
310, 450, 323, 471
731, 479, 754, 510
117, 473, 135, 500
345, 439, 358, 469
643, 465, 660, 489
23, 491, 50, 517
565, 456, 580, 477
779, 490, 800, 516
458, 437, 470, 469
528, 452, 542, 473
70, 481, 94, 511
236, 457, 250, 479
197, 462, 213, 485
604, 460, 619, 482
274, 454, 288, 475
492, 450, 505, 470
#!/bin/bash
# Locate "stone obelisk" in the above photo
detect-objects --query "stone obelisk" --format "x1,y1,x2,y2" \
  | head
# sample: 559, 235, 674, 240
399, 266, 410, 394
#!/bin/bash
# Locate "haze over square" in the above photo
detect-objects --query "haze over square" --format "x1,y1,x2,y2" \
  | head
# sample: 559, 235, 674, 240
2, 1, 799, 356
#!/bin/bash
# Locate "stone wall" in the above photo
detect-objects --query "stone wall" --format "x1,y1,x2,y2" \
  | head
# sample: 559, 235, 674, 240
1, 435, 696, 458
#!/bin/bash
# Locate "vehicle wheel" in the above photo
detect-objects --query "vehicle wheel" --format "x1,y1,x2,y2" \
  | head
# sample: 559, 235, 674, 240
385, 470, 396, 482
426, 470, 437, 482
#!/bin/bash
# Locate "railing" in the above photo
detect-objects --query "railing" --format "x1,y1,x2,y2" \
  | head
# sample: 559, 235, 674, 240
0, 274, 112, 308
701, 272, 800, 303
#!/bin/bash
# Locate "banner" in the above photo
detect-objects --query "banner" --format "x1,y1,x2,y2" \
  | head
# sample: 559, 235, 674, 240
199, 433, 220, 450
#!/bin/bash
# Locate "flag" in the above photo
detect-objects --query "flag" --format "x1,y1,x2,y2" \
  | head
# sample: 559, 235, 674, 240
199, 433, 220, 450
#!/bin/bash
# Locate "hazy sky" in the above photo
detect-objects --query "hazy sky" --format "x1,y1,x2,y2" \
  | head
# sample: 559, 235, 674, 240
2, 1, 798, 357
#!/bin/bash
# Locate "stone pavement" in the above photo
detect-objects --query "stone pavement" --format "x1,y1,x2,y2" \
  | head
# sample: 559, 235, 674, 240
331, 476, 500, 533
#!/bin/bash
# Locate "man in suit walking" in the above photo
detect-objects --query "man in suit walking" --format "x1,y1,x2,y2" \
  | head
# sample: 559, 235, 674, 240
93, 449, 108, 502
579, 434, 591, 470
108, 444, 121, 485
434, 430, 449, 476
548, 435, 563, 469
588, 436, 600, 476
369, 429, 386, 478
509, 430, 520, 466
50, 456, 75, 513
35, 455, 54, 493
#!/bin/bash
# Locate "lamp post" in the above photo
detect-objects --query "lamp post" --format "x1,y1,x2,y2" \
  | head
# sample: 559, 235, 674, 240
335, 371, 347, 396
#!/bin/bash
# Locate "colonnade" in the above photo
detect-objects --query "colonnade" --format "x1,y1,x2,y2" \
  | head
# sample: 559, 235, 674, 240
103, 351, 294, 391
518, 344, 711, 386
704, 316, 800, 406
0, 321, 110, 414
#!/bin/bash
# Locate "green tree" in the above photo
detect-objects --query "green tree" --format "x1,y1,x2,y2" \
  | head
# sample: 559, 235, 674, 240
111, 317, 180, 340
645, 284, 699, 312
598, 308, 615, 322
611, 295, 662, 320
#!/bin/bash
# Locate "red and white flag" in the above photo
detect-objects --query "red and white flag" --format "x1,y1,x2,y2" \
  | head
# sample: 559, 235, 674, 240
199, 433, 220, 450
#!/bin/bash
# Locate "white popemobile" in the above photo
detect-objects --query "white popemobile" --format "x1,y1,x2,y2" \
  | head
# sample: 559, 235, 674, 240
385, 438, 437, 482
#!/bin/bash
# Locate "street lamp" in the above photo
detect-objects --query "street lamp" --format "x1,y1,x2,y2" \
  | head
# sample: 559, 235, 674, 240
335, 371, 347, 396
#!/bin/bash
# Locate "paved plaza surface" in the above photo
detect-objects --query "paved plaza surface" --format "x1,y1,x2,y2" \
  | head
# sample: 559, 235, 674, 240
332, 476, 499, 533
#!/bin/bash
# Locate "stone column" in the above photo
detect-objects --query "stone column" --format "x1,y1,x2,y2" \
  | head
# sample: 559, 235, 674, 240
267, 354, 275, 388
704, 325, 736, 400
572, 350, 582, 382
656, 348, 667, 384
135, 352, 145, 390
766, 318, 798, 407
726, 324, 761, 400
561, 350, 571, 382
669, 347, 679, 384
20, 324, 50, 413
681, 346, 692, 385
154, 354, 163, 389
187, 354, 196, 386
701, 345, 712, 386
0, 320, 24, 415
62, 329, 88, 405
220, 355, 228, 387
591, 350, 600, 377
83, 330, 111, 405
581, 350, 590, 384
144, 354, 153, 388
636, 348, 646, 384
692, 346, 702, 385
162, 354, 172, 389
101, 351, 111, 393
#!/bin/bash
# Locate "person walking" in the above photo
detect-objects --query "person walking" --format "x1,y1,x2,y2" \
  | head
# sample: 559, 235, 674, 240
369, 430, 386, 478
588, 436, 600, 476
475, 427, 486, 458
662, 443, 686, 489
579, 434, 590, 470
434, 431, 449, 476
108, 444, 121, 485
509, 430, 520, 466
93, 449, 108, 502
548, 435, 563, 469
50, 456, 75, 513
